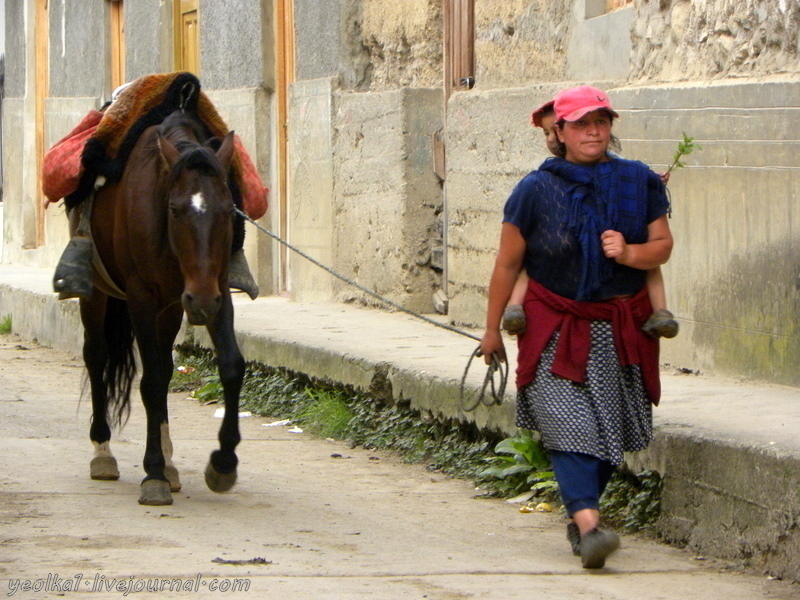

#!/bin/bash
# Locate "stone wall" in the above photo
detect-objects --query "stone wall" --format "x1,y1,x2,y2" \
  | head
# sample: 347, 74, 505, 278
288, 78, 337, 302
445, 83, 564, 327
471, 0, 800, 89
631, 0, 800, 82
4, 0, 26, 98
356, 0, 443, 90
293, 0, 442, 91
293, 0, 349, 84
201, 0, 270, 90
475, 0, 572, 89
2, 0, 276, 293
124, 1, 171, 79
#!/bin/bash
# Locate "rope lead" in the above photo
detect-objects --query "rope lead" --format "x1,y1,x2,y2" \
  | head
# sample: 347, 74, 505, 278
236, 208, 509, 410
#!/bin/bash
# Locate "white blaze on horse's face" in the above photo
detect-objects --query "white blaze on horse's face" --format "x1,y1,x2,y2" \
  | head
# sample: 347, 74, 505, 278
190, 192, 207, 214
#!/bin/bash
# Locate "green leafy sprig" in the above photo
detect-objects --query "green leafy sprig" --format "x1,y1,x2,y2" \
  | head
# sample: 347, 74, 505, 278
667, 132, 701, 174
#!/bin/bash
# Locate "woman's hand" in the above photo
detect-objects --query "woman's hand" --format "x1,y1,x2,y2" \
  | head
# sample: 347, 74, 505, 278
601, 216, 673, 270
480, 329, 506, 365
601, 230, 628, 262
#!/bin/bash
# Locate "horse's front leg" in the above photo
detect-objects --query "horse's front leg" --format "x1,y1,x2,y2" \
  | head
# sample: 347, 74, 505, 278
204, 295, 244, 493
131, 302, 184, 505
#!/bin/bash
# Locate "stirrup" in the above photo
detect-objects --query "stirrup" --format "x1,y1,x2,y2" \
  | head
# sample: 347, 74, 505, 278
53, 237, 93, 300
228, 249, 259, 300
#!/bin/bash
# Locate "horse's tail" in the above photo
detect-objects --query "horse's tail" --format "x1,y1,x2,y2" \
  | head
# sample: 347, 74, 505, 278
104, 296, 137, 427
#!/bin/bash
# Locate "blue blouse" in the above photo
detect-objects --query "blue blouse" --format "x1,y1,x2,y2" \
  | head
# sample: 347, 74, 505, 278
503, 157, 669, 301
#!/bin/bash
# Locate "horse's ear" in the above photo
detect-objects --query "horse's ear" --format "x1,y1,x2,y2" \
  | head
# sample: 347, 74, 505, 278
216, 131, 236, 174
157, 132, 181, 169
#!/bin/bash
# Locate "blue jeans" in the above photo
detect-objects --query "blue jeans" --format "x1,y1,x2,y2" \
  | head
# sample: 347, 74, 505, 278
550, 450, 616, 517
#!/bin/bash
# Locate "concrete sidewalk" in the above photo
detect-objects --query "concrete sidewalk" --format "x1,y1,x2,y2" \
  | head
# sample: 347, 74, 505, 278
1, 263, 799, 582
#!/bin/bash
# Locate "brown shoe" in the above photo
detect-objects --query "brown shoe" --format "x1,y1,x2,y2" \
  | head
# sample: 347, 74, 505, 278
642, 308, 679, 339
502, 304, 526, 336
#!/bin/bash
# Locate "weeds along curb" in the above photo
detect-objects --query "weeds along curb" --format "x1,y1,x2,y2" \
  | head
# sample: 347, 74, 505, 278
172, 344, 664, 530
173, 344, 505, 486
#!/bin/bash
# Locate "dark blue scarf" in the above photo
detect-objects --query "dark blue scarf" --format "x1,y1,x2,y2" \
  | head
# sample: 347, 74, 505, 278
539, 157, 650, 301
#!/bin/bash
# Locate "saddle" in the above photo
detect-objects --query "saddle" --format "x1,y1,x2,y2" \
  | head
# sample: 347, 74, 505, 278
43, 72, 268, 220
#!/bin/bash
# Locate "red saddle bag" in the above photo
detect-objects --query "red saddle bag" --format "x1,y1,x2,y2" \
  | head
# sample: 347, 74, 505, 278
42, 109, 104, 205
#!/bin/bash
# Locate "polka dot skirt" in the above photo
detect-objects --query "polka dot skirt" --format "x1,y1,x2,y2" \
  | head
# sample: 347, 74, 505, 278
516, 320, 653, 466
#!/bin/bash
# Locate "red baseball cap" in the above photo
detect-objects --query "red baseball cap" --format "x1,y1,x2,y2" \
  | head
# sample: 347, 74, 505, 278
553, 85, 619, 123
531, 99, 555, 128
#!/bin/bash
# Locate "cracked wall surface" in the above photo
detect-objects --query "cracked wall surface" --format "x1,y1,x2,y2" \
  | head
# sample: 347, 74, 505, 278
631, 0, 800, 82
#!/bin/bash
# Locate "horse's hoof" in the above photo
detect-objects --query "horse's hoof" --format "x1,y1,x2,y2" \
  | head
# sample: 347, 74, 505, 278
205, 462, 237, 493
165, 465, 182, 492
138, 479, 173, 505
90, 455, 120, 480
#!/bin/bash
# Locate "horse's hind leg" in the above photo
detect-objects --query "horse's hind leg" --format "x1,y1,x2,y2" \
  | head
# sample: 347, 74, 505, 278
205, 298, 244, 493
80, 295, 120, 481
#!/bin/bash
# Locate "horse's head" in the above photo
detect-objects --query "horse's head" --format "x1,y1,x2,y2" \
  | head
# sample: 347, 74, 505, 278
158, 125, 236, 326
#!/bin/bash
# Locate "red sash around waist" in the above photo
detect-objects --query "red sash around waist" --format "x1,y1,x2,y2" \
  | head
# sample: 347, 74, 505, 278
516, 278, 661, 405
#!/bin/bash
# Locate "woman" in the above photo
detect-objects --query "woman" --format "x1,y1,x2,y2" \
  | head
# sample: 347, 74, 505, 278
480, 85, 672, 569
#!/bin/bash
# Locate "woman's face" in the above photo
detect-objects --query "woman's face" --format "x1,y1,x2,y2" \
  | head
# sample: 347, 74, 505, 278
555, 109, 612, 165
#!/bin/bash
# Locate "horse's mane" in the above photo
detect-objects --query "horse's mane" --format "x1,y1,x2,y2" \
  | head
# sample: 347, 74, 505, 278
160, 111, 226, 178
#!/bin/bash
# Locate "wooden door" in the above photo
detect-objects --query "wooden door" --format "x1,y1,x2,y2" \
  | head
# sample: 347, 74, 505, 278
441, 0, 474, 294
34, 0, 49, 246
174, 0, 199, 74
110, 0, 126, 89
276, 0, 295, 291
444, 0, 474, 102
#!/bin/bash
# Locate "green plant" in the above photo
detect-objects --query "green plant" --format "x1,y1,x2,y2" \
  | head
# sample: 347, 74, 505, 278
296, 387, 355, 439
600, 468, 663, 533
0, 315, 12, 334
478, 431, 558, 498
173, 346, 498, 482
192, 374, 223, 403
667, 132, 702, 174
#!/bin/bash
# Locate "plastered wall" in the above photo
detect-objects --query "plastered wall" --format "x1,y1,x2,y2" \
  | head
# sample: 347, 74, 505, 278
332, 87, 442, 312
446, 79, 800, 385
613, 81, 800, 383
288, 80, 443, 311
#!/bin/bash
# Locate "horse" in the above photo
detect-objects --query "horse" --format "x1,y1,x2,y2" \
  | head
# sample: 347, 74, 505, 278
78, 108, 245, 505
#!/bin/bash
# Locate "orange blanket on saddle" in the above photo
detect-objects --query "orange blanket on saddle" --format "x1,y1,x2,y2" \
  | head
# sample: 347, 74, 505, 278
43, 72, 268, 220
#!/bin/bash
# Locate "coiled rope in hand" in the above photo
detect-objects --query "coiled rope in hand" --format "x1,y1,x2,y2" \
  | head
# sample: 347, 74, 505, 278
458, 346, 508, 412
236, 208, 509, 410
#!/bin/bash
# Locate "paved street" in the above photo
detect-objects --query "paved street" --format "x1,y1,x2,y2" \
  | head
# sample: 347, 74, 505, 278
0, 335, 796, 599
